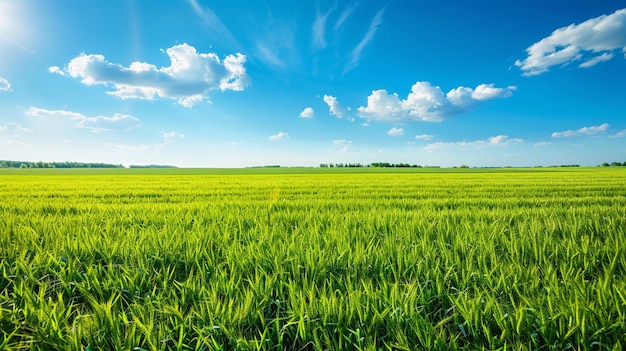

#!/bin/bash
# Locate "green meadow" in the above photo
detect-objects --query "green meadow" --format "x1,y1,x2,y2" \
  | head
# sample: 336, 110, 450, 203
1, 167, 625, 350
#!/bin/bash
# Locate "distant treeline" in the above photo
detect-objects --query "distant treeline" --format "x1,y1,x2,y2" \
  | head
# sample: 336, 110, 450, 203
320, 162, 442, 168
601, 162, 626, 167
128, 165, 177, 168
0, 160, 124, 168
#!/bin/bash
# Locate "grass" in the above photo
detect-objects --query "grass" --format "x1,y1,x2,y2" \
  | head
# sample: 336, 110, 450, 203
0, 167, 625, 350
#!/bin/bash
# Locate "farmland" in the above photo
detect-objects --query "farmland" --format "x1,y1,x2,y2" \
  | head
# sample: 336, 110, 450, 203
0, 167, 625, 350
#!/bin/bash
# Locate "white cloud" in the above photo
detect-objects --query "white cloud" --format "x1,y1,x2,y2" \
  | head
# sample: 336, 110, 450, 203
187, 0, 240, 49
163, 131, 184, 140
268, 131, 289, 141
515, 8, 626, 76
0, 122, 32, 147
105, 143, 153, 152
312, 5, 336, 49
414, 134, 434, 140
105, 130, 182, 152
48, 66, 65, 76
387, 127, 404, 136
27, 107, 141, 132
299, 107, 314, 118
331, 139, 353, 153
253, 14, 299, 71
345, 8, 385, 73
358, 82, 516, 123
534, 141, 552, 146
609, 129, 626, 138
323, 94, 350, 118
551, 123, 609, 138
471, 84, 516, 100
423, 135, 523, 152
0, 76, 11, 91
334, 4, 357, 31
0, 122, 32, 133
489, 135, 510, 144
58, 43, 249, 107
579, 52, 614, 68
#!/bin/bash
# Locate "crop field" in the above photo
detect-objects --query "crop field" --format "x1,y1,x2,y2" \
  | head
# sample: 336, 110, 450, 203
0, 167, 625, 350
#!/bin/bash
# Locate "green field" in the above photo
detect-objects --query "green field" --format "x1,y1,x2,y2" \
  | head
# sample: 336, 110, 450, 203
1, 168, 625, 350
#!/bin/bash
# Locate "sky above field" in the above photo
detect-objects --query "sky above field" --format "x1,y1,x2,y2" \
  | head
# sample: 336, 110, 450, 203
1, 1, 625, 167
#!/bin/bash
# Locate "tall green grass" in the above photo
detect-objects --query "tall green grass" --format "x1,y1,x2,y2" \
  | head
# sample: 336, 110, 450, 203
1, 168, 625, 350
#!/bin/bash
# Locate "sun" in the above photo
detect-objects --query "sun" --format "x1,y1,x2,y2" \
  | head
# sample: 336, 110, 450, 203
0, 1, 17, 40
0, 1, 31, 49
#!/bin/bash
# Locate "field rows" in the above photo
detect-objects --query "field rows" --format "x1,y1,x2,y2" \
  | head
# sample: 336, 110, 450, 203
1, 168, 625, 350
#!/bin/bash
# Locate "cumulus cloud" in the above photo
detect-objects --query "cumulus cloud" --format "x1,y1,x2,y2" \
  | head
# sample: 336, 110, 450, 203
423, 135, 523, 152
300, 107, 314, 118
55, 43, 249, 107
27, 107, 141, 132
516, 8, 626, 76
268, 131, 289, 141
0, 76, 11, 91
323, 94, 350, 118
414, 134, 434, 140
358, 82, 516, 123
387, 127, 404, 136
551, 123, 609, 138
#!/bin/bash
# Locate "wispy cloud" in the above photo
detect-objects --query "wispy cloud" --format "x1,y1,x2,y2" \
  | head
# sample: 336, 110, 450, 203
254, 11, 299, 71
0, 122, 32, 133
105, 143, 153, 152
269, 131, 289, 141
312, 4, 336, 49
54, 44, 249, 108
27, 107, 141, 132
187, 0, 240, 50
0, 76, 11, 91
332, 139, 352, 145
516, 8, 626, 76
345, 8, 385, 73
423, 135, 523, 152
332, 139, 353, 153
334, 4, 357, 31
0, 122, 32, 147
106, 130, 184, 152
414, 134, 434, 140
551, 123, 609, 138
358, 81, 515, 123
609, 129, 626, 138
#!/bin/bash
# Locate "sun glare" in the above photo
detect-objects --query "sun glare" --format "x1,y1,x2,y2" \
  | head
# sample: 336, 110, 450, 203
0, 1, 31, 49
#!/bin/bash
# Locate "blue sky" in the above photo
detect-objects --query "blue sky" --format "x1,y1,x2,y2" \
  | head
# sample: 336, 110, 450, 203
1, 0, 625, 167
